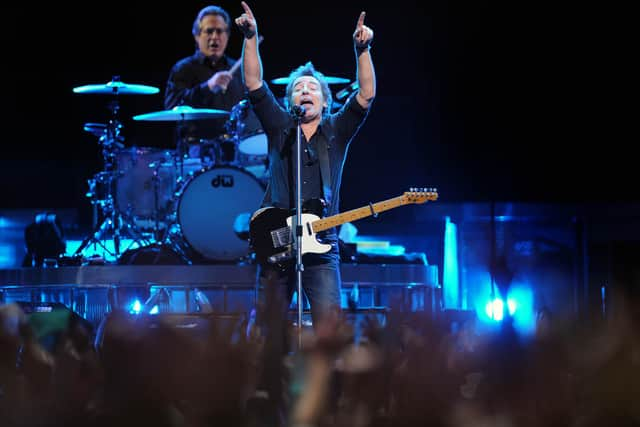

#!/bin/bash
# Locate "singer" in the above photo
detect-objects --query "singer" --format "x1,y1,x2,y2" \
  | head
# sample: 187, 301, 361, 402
236, 3, 375, 420
235, 1, 375, 328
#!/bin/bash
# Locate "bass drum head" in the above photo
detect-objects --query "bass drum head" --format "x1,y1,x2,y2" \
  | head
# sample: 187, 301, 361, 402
177, 166, 265, 261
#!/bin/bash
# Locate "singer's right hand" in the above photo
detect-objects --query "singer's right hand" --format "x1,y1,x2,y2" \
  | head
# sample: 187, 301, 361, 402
235, 1, 257, 39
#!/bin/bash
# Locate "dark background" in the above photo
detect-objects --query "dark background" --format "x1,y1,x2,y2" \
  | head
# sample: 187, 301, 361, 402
2, 1, 620, 227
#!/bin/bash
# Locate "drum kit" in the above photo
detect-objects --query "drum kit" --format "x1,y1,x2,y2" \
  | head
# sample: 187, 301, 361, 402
72, 75, 355, 264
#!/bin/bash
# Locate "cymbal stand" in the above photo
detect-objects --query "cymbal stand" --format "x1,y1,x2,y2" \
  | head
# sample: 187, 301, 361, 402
172, 118, 190, 180
74, 94, 151, 260
155, 117, 196, 264
225, 100, 247, 166
148, 160, 169, 243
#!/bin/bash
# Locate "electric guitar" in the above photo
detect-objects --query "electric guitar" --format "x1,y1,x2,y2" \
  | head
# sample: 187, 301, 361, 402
249, 188, 438, 264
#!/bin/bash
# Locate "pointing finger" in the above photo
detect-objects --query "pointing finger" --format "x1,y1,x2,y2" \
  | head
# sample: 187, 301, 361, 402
356, 11, 366, 28
241, 1, 254, 19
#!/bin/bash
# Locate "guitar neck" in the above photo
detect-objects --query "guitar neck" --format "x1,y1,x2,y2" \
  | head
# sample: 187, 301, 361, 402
312, 195, 409, 232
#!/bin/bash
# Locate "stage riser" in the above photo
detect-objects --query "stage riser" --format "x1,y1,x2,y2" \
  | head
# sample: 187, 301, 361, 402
1, 264, 439, 326
0, 283, 437, 327
0, 265, 438, 287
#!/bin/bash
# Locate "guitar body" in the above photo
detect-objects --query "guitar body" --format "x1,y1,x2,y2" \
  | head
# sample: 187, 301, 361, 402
249, 207, 332, 264
249, 207, 290, 264
249, 189, 438, 264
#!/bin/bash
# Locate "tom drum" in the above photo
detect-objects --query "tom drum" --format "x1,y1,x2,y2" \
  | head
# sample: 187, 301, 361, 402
116, 147, 175, 225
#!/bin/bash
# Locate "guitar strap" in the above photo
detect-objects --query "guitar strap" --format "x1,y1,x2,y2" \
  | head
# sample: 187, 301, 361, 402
317, 138, 332, 209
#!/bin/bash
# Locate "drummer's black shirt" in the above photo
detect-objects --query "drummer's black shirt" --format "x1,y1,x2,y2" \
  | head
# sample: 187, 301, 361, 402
164, 51, 261, 141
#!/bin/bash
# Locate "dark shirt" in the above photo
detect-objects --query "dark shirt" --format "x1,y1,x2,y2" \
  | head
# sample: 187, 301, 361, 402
164, 51, 261, 141
247, 83, 370, 219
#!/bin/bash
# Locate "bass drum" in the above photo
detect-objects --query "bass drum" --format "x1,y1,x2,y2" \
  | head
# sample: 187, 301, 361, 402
175, 166, 265, 261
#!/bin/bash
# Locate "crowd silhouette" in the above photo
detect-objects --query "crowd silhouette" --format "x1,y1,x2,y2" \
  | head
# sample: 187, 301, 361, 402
1, 287, 639, 427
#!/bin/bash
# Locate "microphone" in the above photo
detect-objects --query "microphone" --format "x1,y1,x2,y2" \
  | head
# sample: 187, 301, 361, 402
290, 104, 306, 118
336, 81, 359, 100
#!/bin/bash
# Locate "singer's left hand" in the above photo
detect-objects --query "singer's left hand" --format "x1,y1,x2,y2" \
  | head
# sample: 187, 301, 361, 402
235, 1, 257, 39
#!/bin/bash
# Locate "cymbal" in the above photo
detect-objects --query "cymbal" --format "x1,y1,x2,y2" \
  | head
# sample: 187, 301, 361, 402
73, 81, 159, 95
133, 105, 230, 121
271, 76, 350, 85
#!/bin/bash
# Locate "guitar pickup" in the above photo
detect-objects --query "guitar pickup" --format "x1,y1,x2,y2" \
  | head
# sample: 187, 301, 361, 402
270, 227, 292, 249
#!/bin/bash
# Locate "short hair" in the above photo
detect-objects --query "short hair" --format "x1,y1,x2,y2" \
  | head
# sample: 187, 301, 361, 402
284, 61, 333, 117
192, 5, 231, 36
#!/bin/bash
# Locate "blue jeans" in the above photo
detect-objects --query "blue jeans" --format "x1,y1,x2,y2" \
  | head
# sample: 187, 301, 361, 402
258, 226, 341, 321
254, 243, 341, 423
258, 249, 342, 327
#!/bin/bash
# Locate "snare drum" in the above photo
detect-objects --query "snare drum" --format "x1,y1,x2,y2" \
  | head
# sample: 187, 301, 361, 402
173, 165, 265, 261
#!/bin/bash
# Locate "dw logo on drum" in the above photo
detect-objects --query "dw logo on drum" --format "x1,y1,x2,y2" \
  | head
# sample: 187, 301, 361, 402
211, 174, 234, 188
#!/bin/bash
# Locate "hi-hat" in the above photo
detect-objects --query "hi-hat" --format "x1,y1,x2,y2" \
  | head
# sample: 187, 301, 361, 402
73, 81, 159, 95
271, 76, 350, 85
133, 105, 229, 121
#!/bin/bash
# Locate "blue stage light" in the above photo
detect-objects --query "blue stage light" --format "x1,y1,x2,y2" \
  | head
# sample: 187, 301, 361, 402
129, 299, 142, 314
485, 298, 504, 321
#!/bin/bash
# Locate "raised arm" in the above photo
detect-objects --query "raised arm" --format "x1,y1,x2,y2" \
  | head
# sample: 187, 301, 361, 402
353, 11, 376, 109
235, 1, 263, 91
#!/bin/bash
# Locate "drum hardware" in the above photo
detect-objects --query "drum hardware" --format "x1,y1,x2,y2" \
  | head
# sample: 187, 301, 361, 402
72, 77, 160, 260
224, 100, 244, 135
182, 136, 217, 168
129, 104, 273, 264
133, 105, 230, 180
131, 105, 255, 263
148, 159, 173, 242
179, 134, 238, 170
226, 100, 270, 182
228, 99, 267, 157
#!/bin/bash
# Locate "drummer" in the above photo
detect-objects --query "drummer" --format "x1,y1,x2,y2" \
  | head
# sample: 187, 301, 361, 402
164, 4, 262, 165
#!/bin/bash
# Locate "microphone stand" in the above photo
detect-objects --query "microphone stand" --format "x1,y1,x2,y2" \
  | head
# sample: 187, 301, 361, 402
292, 106, 305, 349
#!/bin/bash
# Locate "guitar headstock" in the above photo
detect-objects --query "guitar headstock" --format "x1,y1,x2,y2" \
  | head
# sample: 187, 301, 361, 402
403, 187, 439, 204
